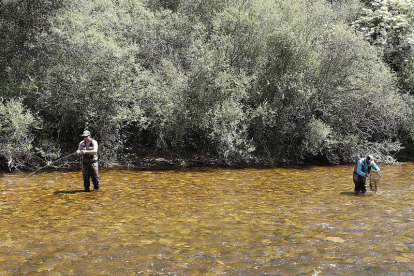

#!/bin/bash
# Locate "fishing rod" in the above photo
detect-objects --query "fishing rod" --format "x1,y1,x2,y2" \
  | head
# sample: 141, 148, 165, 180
21, 151, 78, 180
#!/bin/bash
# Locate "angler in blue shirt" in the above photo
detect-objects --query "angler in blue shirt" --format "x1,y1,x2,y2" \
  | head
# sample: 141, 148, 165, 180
353, 155, 380, 194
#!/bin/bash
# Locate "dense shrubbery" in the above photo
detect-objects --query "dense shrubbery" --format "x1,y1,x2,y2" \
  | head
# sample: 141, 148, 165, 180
0, 98, 38, 170
1, 0, 414, 169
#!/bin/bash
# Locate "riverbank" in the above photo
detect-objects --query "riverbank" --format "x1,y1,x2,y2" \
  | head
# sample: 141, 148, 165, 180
107, 154, 280, 170
2, 146, 411, 173
112, 149, 410, 170
0, 152, 278, 173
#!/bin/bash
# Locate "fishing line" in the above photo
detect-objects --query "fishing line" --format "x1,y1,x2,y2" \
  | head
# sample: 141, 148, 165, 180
21, 152, 78, 180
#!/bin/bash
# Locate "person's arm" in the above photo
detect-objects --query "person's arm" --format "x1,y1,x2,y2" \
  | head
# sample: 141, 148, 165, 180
372, 162, 380, 172
76, 142, 82, 156
85, 140, 98, 155
356, 160, 367, 177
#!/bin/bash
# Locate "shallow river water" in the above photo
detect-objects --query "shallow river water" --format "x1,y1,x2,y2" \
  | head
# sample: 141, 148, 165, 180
1, 163, 414, 275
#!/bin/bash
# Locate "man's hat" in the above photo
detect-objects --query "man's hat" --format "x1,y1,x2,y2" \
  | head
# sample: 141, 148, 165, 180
81, 130, 90, 137
367, 154, 374, 164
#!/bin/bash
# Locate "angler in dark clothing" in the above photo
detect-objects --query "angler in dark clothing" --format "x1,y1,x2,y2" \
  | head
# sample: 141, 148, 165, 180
353, 155, 380, 194
76, 130, 99, 192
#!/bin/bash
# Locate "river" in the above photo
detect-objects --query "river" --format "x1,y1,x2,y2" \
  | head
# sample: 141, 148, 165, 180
1, 163, 413, 275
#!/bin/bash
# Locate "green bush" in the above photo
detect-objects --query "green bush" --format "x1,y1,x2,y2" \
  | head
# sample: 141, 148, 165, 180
1, 0, 414, 166
248, 0, 406, 163
0, 98, 39, 170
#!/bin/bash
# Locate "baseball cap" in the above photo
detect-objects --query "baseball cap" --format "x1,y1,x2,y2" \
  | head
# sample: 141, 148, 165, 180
81, 130, 90, 137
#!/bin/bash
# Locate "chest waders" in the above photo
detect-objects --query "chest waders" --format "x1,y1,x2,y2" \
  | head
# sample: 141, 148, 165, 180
353, 158, 371, 193
79, 140, 96, 164
80, 139, 99, 191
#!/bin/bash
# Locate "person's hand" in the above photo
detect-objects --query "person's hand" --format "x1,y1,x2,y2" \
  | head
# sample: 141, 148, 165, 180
76, 150, 80, 156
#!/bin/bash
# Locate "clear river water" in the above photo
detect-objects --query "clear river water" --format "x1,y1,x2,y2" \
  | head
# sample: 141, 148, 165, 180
1, 163, 414, 275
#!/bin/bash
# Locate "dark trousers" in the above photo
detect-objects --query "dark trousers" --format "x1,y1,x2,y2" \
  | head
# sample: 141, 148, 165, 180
82, 162, 99, 191
353, 172, 366, 193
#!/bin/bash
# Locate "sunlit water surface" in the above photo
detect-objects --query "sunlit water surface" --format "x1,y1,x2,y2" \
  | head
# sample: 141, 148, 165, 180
1, 163, 414, 275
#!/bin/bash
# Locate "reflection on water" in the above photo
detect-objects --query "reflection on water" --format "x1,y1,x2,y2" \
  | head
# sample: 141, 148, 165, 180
1, 163, 414, 275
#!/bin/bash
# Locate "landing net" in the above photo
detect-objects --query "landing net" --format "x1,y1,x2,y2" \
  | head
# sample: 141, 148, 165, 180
369, 171, 381, 193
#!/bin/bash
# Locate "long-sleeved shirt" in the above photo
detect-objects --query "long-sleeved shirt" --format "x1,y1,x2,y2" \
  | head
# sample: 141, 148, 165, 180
355, 158, 380, 177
